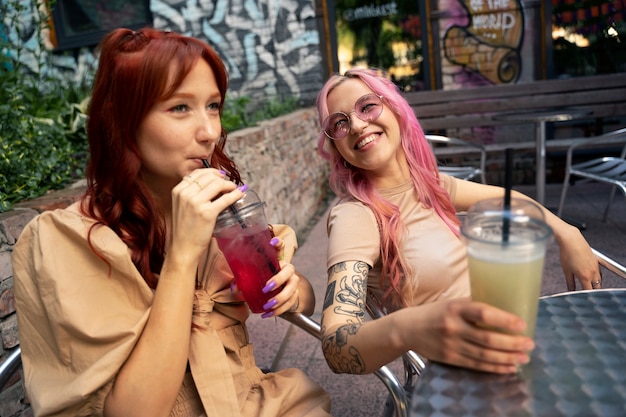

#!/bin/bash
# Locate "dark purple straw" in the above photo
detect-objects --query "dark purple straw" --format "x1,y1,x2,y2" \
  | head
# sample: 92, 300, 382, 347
202, 159, 247, 229
503, 148, 513, 243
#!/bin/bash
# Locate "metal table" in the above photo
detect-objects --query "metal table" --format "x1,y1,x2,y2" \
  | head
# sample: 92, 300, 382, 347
410, 289, 626, 417
493, 109, 591, 205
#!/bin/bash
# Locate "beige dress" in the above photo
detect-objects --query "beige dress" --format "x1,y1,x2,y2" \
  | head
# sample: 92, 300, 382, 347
12, 210, 331, 417
326, 174, 470, 310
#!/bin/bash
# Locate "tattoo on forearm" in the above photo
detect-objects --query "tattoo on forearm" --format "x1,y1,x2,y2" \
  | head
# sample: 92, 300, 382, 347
321, 324, 366, 374
323, 262, 347, 312
334, 262, 368, 321
321, 262, 369, 374
323, 280, 336, 311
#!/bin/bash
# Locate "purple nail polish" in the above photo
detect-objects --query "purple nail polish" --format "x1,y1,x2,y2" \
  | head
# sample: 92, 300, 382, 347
262, 281, 277, 294
269, 237, 280, 246
261, 311, 275, 319
218, 169, 226, 175
238, 184, 249, 192
262, 298, 278, 310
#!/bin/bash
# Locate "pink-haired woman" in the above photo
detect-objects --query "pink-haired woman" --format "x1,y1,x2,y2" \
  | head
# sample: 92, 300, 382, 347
316, 68, 601, 376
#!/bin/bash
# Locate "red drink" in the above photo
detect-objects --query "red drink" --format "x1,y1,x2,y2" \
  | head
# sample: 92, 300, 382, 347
213, 191, 282, 313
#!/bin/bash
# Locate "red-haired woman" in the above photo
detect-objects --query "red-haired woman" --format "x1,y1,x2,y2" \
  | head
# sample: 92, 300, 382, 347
316, 68, 602, 376
12, 28, 331, 417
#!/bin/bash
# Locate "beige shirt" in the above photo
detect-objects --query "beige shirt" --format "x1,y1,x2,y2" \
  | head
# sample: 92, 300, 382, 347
327, 174, 470, 310
12, 210, 330, 417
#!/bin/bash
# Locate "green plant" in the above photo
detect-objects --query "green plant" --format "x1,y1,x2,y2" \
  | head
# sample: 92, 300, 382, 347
222, 95, 252, 132
252, 96, 299, 121
0, 0, 91, 212
222, 95, 300, 132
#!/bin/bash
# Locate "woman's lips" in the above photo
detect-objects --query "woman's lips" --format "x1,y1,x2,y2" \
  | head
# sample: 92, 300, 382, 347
355, 133, 379, 150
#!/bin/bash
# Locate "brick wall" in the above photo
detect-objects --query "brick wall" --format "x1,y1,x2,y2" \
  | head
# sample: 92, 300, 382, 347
0, 108, 330, 416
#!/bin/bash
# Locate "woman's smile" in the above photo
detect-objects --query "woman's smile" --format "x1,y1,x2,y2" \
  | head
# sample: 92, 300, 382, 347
355, 133, 381, 150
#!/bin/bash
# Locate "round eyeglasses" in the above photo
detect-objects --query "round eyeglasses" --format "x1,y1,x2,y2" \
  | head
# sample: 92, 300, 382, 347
322, 94, 384, 140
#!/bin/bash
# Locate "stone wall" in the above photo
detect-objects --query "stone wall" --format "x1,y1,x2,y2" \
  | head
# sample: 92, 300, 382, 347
0, 107, 330, 416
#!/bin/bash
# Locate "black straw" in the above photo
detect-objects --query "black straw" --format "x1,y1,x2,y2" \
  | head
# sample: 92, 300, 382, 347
202, 159, 247, 229
503, 148, 513, 243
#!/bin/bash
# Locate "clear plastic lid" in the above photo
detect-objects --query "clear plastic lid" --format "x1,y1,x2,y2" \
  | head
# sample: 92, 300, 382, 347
461, 197, 553, 245
215, 189, 266, 228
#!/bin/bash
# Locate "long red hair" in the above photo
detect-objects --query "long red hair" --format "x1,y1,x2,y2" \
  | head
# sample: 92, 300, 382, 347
82, 28, 241, 288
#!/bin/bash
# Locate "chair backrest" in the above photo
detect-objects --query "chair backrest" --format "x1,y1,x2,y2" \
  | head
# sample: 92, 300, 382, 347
365, 293, 427, 378
365, 293, 427, 412
593, 248, 626, 280
566, 127, 626, 165
558, 127, 626, 220
0, 346, 22, 388
425, 134, 487, 183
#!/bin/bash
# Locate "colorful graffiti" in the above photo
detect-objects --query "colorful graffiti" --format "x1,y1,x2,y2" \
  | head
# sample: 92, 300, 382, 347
443, 0, 525, 85
152, 0, 323, 101
2, 0, 325, 104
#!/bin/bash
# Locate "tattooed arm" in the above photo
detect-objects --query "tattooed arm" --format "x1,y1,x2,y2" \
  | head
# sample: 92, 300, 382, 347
320, 261, 537, 375
320, 261, 409, 374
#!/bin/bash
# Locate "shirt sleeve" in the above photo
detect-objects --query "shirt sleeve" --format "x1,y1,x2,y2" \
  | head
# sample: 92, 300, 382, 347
439, 173, 457, 201
12, 210, 153, 416
326, 201, 380, 271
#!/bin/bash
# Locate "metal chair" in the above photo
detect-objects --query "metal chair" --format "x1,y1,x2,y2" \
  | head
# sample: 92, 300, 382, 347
365, 295, 427, 417
593, 248, 626, 280
282, 292, 429, 417
0, 346, 21, 388
557, 128, 626, 221
425, 134, 487, 183
281, 312, 410, 417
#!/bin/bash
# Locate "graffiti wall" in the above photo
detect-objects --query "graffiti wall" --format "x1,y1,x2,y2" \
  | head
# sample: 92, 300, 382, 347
2, 0, 325, 105
151, 0, 324, 103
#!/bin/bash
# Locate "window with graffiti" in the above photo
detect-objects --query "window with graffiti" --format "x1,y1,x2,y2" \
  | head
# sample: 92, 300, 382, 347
442, 0, 524, 84
420, 0, 624, 89
50, 0, 152, 50
333, 0, 425, 92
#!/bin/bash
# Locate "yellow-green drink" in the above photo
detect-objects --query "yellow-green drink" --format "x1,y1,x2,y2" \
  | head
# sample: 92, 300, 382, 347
462, 198, 553, 339
468, 255, 545, 337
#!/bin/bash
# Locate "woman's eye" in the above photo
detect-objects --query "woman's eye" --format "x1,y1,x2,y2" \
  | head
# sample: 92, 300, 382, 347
328, 114, 347, 132
170, 104, 190, 113
335, 119, 348, 130
207, 102, 221, 114
361, 103, 377, 113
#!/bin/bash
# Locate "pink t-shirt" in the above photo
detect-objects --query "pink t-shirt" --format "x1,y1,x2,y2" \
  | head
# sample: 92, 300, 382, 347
326, 174, 470, 310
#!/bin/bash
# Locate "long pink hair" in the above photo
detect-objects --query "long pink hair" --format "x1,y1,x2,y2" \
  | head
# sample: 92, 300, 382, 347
316, 68, 459, 306
82, 28, 241, 289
